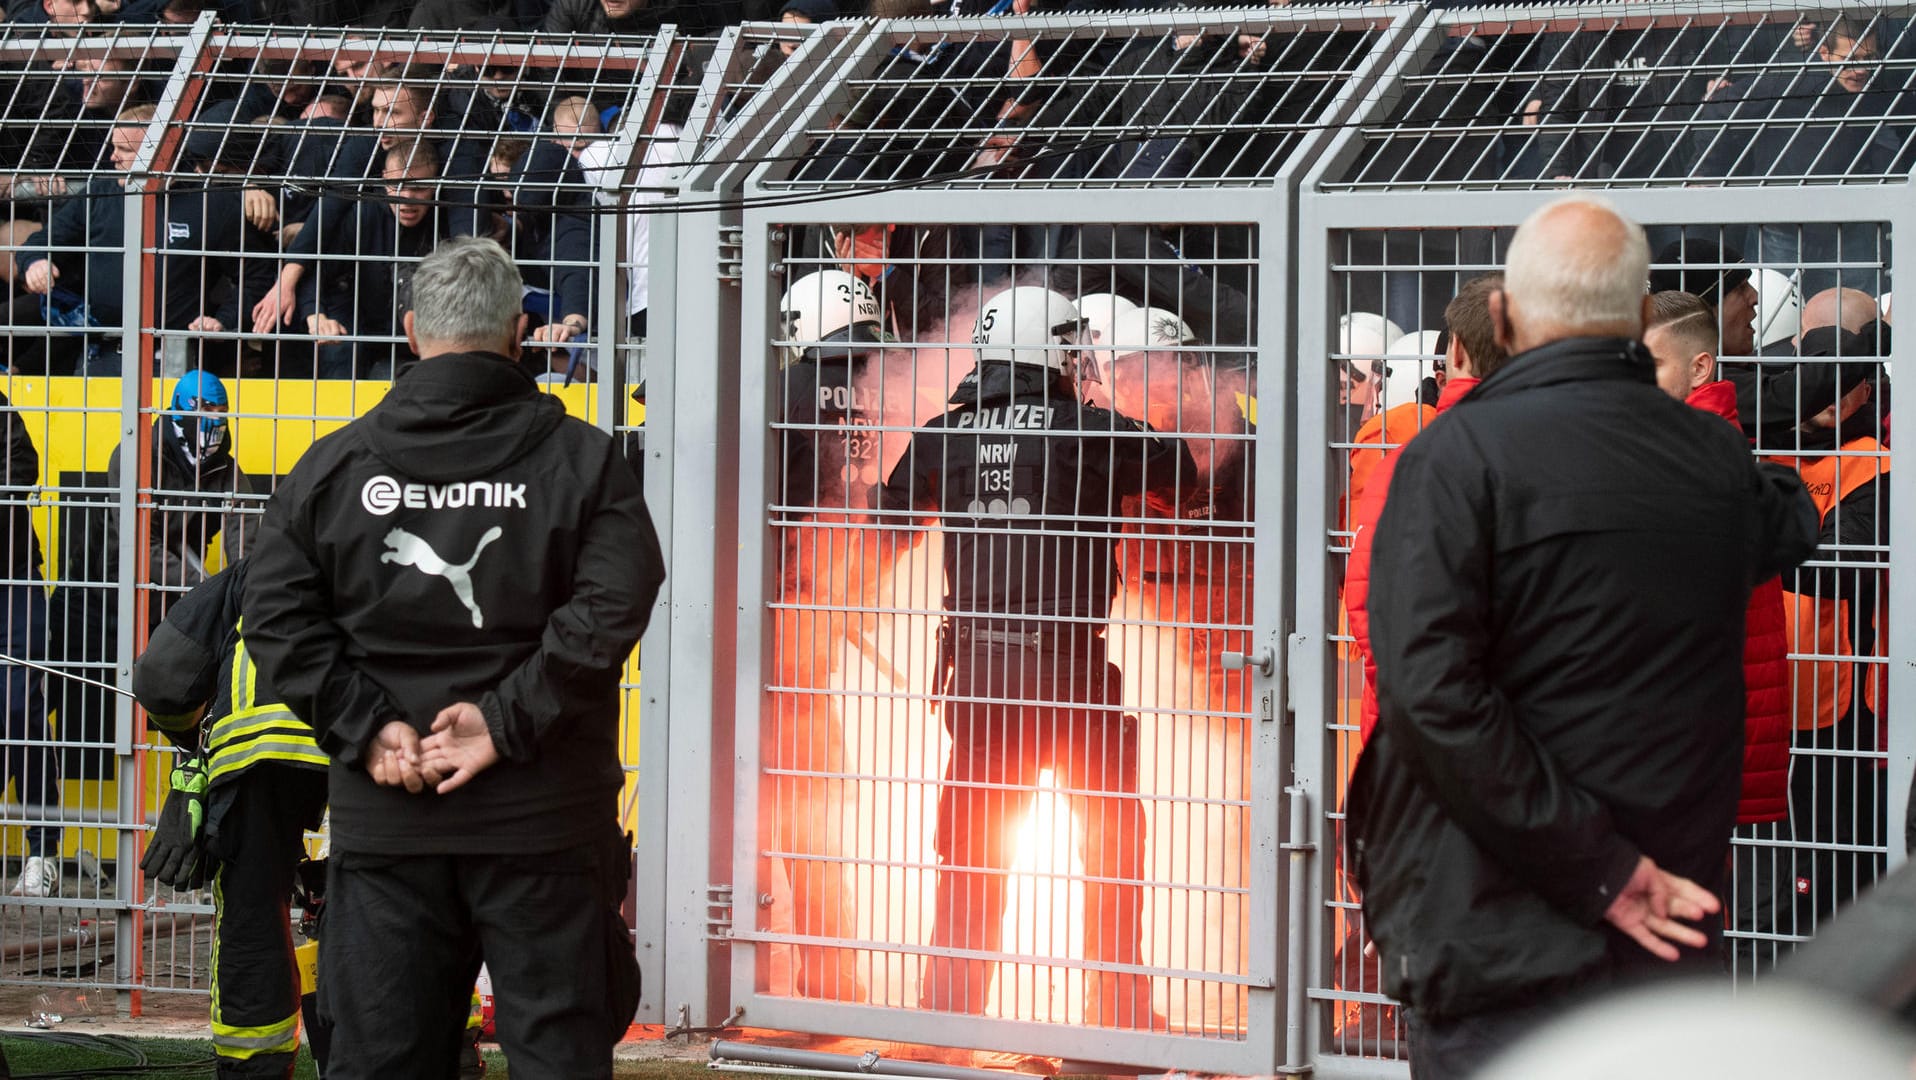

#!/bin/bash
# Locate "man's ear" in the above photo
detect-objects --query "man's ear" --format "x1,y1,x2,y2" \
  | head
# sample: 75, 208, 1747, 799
505, 313, 529, 363
1444, 333, 1469, 380
403, 310, 421, 357
1489, 289, 1513, 353
1693, 350, 1717, 389
1638, 293, 1658, 339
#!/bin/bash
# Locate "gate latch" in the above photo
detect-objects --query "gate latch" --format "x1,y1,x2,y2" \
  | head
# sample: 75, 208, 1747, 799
1220, 647, 1275, 677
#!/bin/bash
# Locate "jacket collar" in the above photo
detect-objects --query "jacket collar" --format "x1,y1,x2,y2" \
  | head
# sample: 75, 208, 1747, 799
1466, 336, 1656, 401
1434, 376, 1479, 413
1685, 379, 1740, 425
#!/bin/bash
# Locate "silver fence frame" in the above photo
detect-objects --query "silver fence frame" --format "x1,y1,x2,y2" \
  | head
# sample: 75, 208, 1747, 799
1293, 6, 1916, 1077
1, 2, 1911, 1068
636, 6, 1422, 1071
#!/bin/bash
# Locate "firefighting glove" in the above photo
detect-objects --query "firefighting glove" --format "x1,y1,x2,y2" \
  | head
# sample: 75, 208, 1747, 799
140, 758, 209, 891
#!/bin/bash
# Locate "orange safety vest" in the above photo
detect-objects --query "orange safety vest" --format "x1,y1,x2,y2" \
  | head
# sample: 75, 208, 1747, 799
1773, 436, 1888, 730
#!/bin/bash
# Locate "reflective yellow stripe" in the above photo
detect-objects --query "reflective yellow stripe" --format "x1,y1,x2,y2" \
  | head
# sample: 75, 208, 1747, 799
209, 739, 330, 781
212, 1015, 300, 1057
211, 859, 301, 1060
207, 625, 325, 780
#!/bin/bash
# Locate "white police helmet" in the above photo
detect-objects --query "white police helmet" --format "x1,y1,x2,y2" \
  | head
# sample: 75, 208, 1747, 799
1383, 330, 1444, 409
1340, 311, 1404, 358
1752, 268, 1802, 349
1105, 306, 1199, 362
778, 269, 883, 368
973, 286, 1086, 373
1075, 292, 1139, 357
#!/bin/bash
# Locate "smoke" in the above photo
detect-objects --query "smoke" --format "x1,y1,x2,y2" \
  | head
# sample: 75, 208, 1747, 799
769, 283, 1256, 1034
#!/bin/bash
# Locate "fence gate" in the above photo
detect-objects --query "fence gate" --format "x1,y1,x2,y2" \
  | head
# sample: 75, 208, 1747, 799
697, 7, 1416, 1070
1295, 5, 1916, 1077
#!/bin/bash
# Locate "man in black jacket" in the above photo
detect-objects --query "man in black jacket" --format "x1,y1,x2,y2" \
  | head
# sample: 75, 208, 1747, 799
1350, 197, 1819, 1079
0, 395, 60, 899
877, 286, 1193, 1029
242, 236, 664, 1080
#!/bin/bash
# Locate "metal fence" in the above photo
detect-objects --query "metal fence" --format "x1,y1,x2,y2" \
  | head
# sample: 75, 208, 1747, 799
0, 15, 690, 1015
0, 2, 1910, 1077
1295, 5, 1916, 1077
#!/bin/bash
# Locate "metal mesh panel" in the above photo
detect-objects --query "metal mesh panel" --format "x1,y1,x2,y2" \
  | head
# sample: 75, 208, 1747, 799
1305, 219, 1895, 1065
738, 220, 1264, 1062
0, 21, 199, 1005
0, 20, 682, 1011
754, 9, 1404, 191
1330, 4, 1916, 191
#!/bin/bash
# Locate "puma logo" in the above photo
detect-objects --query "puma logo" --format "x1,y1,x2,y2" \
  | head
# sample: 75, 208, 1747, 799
380, 526, 504, 628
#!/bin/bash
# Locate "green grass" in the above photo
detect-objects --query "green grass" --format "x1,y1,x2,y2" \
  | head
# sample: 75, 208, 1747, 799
0, 1034, 722, 1078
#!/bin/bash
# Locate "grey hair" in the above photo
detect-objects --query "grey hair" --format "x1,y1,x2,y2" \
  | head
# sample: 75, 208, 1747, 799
1505, 195, 1650, 335
408, 236, 523, 348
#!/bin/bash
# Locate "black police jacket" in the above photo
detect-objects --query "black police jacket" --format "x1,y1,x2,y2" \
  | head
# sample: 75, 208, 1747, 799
243, 353, 665, 855
876, 361, 1193, 648
1348, 337, 1818, 1022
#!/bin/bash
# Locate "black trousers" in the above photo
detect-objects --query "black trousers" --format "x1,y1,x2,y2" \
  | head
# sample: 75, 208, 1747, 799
207, 764, 329, 1080
319, 834, 628, 1080
1405, 999, 1563, 1080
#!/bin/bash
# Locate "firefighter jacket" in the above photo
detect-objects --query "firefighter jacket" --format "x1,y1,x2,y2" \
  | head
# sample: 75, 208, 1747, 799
1348, 337, 1819, 1023
242, 353, 665, 856
132, 557, 327, 785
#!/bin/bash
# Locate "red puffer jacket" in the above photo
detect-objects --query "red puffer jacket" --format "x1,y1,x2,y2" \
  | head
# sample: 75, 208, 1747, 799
1688, 380, 1791, 824
1345, 377, 1477, 744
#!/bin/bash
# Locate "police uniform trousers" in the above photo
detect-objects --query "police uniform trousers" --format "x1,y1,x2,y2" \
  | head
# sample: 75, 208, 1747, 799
919, 635, 1154, 1026
318, 826, 632, 1080
206, 764, 328, 1079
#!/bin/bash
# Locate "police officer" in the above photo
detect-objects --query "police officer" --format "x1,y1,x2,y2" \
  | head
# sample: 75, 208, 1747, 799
133, 556, 329, 1079
877, 286, 1193, 1029
242, 237, 663, 1080
759, 269, 889, 1001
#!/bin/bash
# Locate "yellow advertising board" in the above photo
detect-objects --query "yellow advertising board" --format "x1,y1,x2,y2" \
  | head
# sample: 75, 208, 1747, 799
0, 375, 645, 860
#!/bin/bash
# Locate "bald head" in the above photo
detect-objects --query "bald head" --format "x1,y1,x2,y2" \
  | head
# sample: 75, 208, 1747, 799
1799, 287, 1878, 342
1495, 196, 1652, 356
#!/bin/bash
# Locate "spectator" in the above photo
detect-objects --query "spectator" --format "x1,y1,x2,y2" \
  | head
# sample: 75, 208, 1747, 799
775, 0, 831, 53
0, 394, 61, 899
258, 142, 472, 378
106, 372, 257, 630
1351, 196, 1817, 1079
1642, 290, 1795, 970
549, 95, 602, 159
575, 115, 682, 341
242, 236, 661, 1079
1772, 322, 1891, 930
545, 0, 741, 37
1648, 238, 1756, 357
7, 0, 110, 25
1344, 273, 1506, 746
1695, 13, 1907, 290
12, 103, 277, 375
1797, 286, 1879, 345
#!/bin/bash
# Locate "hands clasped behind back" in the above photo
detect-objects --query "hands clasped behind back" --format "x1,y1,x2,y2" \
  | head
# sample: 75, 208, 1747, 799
366, 704, 503, 796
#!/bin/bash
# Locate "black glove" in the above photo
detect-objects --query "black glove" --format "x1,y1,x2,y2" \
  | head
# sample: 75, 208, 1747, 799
140, 758, 209, 891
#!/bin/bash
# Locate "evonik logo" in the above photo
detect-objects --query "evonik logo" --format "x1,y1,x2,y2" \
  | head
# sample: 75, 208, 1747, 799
361, 475, 528, 516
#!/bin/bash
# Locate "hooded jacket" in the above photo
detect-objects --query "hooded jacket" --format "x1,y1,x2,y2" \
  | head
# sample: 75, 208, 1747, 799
1687, 380, 1791, 825
1344, 374, 1478, 744
243, 353, 665, 855
1349, 337, 1818, 1022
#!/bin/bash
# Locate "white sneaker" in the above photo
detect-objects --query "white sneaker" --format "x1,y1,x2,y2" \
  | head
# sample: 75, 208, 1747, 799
10, 856, 56, 898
